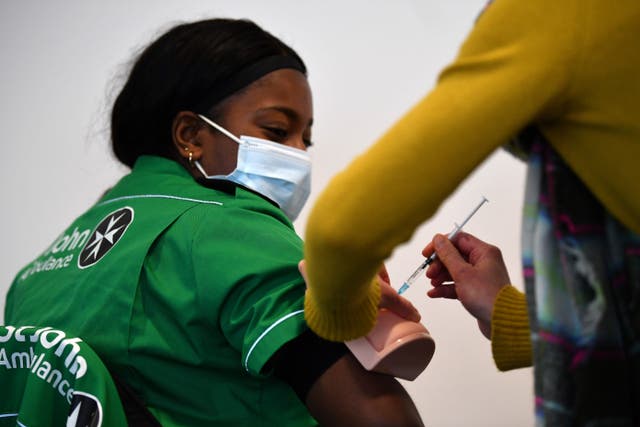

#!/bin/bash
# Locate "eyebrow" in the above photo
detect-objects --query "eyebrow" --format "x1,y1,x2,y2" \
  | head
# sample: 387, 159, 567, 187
257, 106, 314, 127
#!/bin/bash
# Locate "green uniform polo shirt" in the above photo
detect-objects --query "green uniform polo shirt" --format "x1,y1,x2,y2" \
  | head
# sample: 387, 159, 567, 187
5, 156, 316, 426
0, 325, 128, 427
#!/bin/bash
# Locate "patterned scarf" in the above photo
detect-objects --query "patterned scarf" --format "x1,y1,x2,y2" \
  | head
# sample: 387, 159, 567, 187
516, 128, 640, 426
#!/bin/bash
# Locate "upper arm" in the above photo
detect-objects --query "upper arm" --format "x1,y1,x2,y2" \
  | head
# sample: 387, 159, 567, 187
305, 353, 424, 427
271, 328, 424, 427
191, 206, 309, 373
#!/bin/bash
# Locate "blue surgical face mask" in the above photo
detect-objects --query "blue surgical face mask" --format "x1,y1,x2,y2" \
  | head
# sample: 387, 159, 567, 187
195, 114, 312, 222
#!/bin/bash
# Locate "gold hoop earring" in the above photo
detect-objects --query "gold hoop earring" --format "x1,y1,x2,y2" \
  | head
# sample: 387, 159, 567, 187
188, 151, 193, 166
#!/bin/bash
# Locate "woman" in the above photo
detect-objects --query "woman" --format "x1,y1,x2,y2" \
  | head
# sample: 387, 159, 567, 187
303, 1, 640, 425
4, 18, 424, 427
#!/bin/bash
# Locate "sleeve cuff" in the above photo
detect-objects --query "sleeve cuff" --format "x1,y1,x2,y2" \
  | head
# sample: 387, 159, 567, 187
304, 278, 380, 342
491, 285, 533, 371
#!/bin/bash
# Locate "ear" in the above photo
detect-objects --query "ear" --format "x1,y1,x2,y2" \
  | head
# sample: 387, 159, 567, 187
172, 111, 205, 162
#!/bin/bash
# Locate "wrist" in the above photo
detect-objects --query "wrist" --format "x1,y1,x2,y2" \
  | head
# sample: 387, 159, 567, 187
476, 283, 506, 328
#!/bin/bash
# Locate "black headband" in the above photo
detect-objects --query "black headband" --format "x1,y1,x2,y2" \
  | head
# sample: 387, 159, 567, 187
194, 55, 306, 113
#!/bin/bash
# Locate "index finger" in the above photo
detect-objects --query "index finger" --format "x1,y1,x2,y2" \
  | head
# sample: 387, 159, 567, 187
421, 241, 436, 258
377, 264, 391, 285
298, 260, 308, 283
451, 231, 492, 257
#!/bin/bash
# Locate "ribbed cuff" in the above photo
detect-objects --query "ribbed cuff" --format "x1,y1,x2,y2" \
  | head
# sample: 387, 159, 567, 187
304, 278, 381, 342
491, 285, 533, 371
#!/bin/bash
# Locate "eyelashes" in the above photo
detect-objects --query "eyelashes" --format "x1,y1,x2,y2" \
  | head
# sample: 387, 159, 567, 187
263, 127, 313, 148
264, 126, 288, 139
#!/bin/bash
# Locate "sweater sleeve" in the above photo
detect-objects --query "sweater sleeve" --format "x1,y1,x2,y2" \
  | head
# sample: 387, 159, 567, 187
491, 285, 532, 371
304, 0, 579, 341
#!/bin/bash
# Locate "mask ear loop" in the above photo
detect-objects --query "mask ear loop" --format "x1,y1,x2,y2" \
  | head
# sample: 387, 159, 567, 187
196, 114, 280, 179
197, 114, 244, 145
194, 159, 213, 178
195, 114, 246, 179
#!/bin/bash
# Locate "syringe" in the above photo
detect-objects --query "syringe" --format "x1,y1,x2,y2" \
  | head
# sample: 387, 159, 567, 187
397, 196, 489, 295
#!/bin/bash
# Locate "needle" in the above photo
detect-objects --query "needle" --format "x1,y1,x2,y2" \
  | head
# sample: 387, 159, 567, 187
397, 196, 489, 295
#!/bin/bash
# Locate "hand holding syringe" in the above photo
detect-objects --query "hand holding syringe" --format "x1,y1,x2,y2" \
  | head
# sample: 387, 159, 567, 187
397, 196, 489, 295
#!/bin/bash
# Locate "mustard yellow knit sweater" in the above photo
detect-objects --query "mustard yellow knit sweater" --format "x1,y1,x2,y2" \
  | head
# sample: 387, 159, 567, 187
304, 0, 640, 370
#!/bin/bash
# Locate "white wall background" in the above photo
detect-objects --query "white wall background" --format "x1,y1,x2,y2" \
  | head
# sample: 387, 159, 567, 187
0, 1, 533, 425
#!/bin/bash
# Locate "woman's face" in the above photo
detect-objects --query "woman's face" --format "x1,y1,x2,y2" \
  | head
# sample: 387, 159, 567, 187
196, 68, 313, 176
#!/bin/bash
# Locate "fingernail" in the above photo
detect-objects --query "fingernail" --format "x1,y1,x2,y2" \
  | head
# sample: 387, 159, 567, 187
434, 234, 446, 248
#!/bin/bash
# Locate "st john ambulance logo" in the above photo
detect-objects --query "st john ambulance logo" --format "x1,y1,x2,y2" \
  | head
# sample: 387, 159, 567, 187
78, 207, 134, 269
66, 392, 102, 427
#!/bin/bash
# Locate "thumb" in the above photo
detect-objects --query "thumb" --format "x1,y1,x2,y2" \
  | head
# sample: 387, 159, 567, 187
433, 234, 467, 280
379, 281, 421, 322
298, 260, 308, 286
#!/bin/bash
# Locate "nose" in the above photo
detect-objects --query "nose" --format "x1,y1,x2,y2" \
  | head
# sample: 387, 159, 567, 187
288, 136, 308, 151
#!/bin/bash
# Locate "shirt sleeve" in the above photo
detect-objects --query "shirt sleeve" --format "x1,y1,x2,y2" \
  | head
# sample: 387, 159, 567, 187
271, 328, 349, 402
191, 201, 309, 376
491, 285, 532, 371
304, 0, 581, 341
